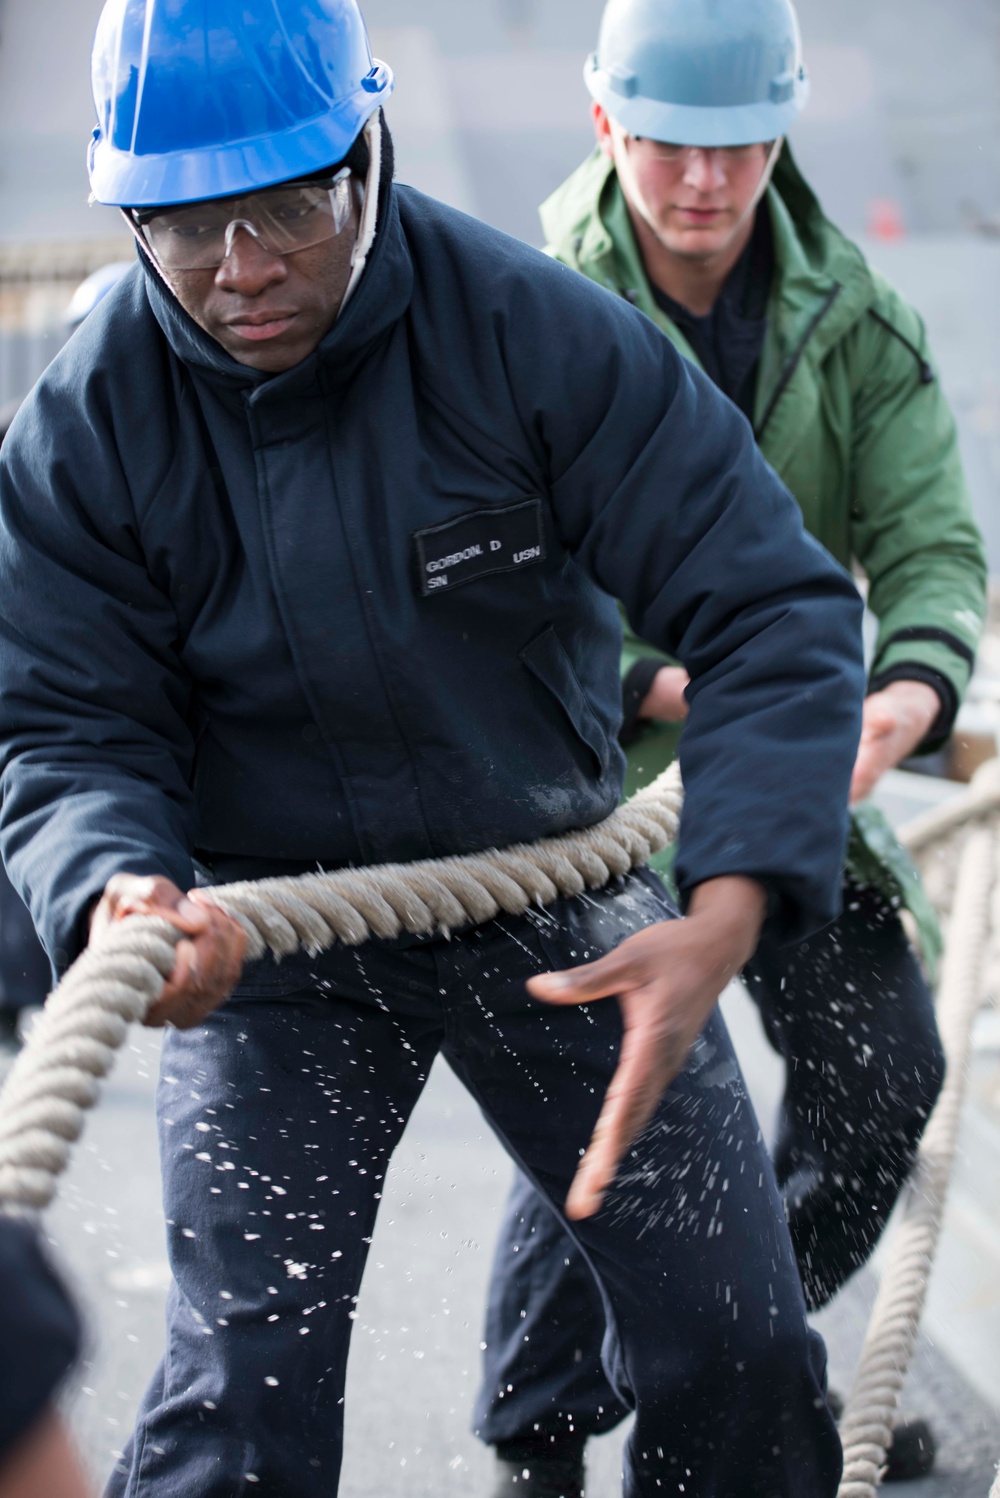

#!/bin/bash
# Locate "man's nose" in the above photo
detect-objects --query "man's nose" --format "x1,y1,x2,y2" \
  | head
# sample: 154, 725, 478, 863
214, 224, 287, 294
682, 148, 727, 192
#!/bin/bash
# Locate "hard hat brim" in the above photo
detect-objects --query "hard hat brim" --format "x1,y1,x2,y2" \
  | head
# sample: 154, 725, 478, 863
585, 58, 808, 147
88, 71, 392, 209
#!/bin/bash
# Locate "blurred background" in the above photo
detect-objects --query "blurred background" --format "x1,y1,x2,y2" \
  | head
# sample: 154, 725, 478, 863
0, 0, 997, 564
0, 4, 999, 1494
0, 0, 992, 506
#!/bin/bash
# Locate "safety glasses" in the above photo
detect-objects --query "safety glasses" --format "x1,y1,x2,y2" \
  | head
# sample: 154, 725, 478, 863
130, 168, 355, 273
628, 139, 768, 167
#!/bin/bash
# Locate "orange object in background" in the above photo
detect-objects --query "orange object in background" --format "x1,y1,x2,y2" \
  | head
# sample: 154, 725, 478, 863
868, 197, 907, 241
948, 733, 998, 784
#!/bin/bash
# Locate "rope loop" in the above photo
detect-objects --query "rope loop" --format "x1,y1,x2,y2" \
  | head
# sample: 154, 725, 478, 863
4, 753, 1000, 1497
0, 766, 682, 1213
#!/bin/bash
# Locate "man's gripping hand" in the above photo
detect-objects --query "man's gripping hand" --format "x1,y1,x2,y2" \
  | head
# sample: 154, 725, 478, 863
850, 680, 942, 806
89, 875, 247, 1029
528, 876, 767, 1221
639, 665, 690, 723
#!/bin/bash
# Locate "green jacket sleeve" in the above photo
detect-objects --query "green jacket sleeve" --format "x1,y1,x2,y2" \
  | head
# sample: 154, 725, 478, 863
618, 606, 680, 742
847, 277, 987, 747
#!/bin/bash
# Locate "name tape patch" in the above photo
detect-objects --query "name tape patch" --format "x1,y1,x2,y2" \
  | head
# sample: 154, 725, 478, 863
414, 499, 546, 596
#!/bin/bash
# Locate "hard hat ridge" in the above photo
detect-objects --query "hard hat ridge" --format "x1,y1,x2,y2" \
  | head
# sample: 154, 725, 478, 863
586, 0, 809, 147
88, 0, 394, 208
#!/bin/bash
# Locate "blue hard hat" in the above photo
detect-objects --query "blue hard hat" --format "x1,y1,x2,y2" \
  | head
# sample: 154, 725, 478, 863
88, 0, 394, 208
64, 261, 134, 328
586, 0, 809, 147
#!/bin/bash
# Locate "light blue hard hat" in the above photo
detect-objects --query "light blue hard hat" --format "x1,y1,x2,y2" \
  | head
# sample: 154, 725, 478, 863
64, 261, 134, 328
586, 0, 809, 147
88, 0, 394, 208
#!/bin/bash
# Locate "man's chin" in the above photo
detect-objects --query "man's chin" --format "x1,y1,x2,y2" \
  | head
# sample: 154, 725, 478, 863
658, 224, 738, 261
215, 328, 317, 375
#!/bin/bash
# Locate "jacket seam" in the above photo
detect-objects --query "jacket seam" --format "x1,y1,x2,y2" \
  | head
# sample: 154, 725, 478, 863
754, 283, 842, 442
242, 398, 373, 859
316, 372, 440, 858
414, 364, 547, 492
866, 309, 935, 386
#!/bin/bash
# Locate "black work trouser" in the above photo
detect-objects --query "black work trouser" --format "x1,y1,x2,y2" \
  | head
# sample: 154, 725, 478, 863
0, 863, 50, 1010
106, 872, 840, 1498
474, 882, 945, 1447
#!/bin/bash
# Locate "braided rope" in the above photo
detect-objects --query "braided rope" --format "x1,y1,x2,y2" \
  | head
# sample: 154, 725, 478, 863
0, 764, 683, 1214
836, 823, 996, 1496
3, 752, 999, 1492
896, 756, 1000, 855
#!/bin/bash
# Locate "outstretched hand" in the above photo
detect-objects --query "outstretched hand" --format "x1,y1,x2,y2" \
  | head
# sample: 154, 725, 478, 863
850, 680, 941, 805
89, 874, 246, 1029
528, 876, 767, 1221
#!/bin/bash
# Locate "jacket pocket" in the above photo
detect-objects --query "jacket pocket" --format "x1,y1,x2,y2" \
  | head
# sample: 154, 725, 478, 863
519, 624, 611, 775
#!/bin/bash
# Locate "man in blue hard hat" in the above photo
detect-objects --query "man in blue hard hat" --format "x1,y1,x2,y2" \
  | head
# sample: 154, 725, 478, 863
0, 2, 869, 1494
474, 0, 986, 1493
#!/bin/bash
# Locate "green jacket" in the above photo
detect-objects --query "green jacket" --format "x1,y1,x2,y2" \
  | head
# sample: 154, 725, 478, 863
541, 145, 989, 974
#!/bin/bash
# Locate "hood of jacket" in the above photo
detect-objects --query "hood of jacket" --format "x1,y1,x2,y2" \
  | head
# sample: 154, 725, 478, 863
539, 143, 877, 441
541, 143, 987, 978
141, 133, 414, 407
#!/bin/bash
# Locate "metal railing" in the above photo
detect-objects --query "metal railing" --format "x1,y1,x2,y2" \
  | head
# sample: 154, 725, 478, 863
0, 235, 133, 407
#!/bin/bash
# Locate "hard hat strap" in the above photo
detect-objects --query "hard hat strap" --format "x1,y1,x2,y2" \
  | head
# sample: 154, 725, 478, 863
341, 112, 383, 314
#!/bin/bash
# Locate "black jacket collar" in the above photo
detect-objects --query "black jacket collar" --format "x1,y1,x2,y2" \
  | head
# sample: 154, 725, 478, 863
140, 168, 413, 402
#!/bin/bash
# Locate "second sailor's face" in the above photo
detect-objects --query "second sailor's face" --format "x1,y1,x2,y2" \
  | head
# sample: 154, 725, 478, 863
594, 104, 771, 261
622, 136, 771, 259
165, 199, 360, 375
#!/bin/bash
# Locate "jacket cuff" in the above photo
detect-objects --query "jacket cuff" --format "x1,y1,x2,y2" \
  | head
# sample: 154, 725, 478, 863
867, 662, 958, 754
620, 657, 664, 747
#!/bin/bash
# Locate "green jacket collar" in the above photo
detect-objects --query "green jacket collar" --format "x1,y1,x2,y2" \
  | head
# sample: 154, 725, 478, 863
540, 145, 876, 459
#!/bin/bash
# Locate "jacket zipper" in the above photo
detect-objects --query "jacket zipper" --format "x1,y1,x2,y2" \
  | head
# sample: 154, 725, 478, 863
754, 282, 842, 443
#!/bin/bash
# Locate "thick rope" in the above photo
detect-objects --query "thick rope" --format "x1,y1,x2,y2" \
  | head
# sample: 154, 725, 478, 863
896, 755, 1000, 855
0, 764, 683, 1214
836, 823, 996, 1497
210, 763, 683, 961
3, 751, 999, 1492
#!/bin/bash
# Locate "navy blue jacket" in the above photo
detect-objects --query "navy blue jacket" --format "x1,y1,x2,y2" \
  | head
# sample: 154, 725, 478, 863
0, 178, 863, 967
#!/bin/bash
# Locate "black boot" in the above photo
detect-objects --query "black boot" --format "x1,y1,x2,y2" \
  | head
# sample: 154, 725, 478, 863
884, 1416, 936, 1483
492, 1435, 586, 1498
0, 1005, 20, 1053
828, 1390, 936, 1483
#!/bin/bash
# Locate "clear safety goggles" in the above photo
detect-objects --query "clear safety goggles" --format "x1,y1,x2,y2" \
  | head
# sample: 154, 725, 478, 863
130, 167, 355, 273
626, 138, 769, 167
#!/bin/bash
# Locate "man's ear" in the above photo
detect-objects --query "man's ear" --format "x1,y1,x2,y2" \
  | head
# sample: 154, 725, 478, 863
592, 101, 615, 158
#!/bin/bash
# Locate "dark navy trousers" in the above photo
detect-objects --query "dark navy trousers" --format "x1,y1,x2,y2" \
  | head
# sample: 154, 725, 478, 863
0, 863, 50, 1010
107, 871, 841, 1497
475, 882, 945, 1448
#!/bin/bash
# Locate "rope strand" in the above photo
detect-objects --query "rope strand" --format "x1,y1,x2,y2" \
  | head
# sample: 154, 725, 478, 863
836, 822, 996, 1496
0, 765, 682, 1213
3, 755, 1000, 1494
